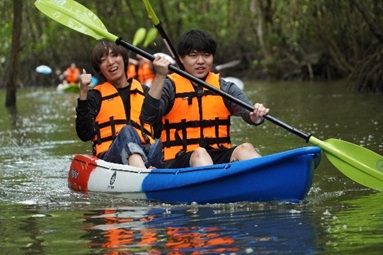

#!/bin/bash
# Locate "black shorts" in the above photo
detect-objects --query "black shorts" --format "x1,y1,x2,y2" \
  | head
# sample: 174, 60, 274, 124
162, 146, 237, 169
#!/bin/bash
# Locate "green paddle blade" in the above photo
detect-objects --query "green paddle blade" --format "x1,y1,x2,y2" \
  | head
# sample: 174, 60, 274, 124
35, 0, 118, 42
309, 136, 383, 190
143, 28, 158, 47
143, 0, 160, 25
132, 28, 147, 46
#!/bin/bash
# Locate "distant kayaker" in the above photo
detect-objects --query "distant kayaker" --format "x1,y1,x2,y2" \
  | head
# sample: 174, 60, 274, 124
136, 54, 155, 87
126, 57, 138, 80
60, 62, 80, 85
75, 40, 162, 168
142, 29, 269, 168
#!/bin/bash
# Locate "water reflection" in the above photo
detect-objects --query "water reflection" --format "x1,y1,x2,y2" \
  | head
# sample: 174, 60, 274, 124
83, 205, 320, 254
320, 192, 383, 254
5, 104, 19, 129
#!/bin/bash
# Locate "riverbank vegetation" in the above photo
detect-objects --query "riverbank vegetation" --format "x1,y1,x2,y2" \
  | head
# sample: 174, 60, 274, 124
1, 0, 382, 104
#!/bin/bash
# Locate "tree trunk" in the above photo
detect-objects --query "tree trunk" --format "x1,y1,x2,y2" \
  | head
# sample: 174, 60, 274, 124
5, 0, 22, 107
250, 0, 273, 59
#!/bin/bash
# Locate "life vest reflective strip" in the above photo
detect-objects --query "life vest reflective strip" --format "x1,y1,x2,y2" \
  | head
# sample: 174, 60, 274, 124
66, 67, 80, 83
161, 72, 231, 161
137, 62, 155, 84
92, 80, 154, 156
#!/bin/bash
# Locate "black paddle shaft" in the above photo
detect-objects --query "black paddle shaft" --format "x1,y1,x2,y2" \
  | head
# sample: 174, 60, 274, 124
154, 23, 185, 70
116, 38, 312, 142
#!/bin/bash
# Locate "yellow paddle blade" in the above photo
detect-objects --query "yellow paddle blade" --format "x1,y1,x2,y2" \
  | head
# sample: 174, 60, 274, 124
309, 136, 383, 190
132, 28, 147, 46
35, 0, 118, 42
143, 28, 158, 47
143, 0, 160, 25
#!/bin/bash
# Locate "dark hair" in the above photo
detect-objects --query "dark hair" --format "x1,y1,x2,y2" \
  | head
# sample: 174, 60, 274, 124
177, 29, 217, 57
90, 40, 129, 80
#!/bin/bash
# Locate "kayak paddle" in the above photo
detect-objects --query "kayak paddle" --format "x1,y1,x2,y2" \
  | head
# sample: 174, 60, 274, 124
215, 60, 241, 71
143, 0, 243, 90
34, 0, 383, 191
142, 0, 184, 70
143, 0, 241, 74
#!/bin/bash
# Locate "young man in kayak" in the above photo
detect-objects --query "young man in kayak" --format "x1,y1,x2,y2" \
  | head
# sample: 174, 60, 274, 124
76, 40, 162, 168
144, 29, 269, 168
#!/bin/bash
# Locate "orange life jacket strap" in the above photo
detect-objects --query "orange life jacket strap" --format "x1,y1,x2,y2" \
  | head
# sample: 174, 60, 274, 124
94, 119, 153, 145
162, 118, 231, 148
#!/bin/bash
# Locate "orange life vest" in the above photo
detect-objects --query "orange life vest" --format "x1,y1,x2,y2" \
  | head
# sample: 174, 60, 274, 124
66, 67, 80, 83
127, 64, 137, 80
137, 62, 155, 84
92, 80, 154, 156
161, 72, 231, 160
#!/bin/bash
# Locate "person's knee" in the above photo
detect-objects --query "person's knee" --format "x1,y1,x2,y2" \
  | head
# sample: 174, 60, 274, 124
120, 125, 137, 137
192, 147, 209, 157
237, 142, 255, 152
117, 125, 142, 147
190, 147, 212, 167
232, 142, 260, 161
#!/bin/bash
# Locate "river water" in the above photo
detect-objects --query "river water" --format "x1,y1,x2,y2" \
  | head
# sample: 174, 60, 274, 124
0, 81, 382, 254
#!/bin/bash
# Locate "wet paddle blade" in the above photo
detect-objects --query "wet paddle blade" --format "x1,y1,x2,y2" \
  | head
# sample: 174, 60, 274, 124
35, 0, 118, 42
309, 137, 383, 190
143, 0, 160, 25
132, 27, 147, 46
143, 28, 158, 47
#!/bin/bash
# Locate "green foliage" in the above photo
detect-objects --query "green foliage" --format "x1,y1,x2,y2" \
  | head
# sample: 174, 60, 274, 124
1, 0, 382, 91
0, 1, 13, 77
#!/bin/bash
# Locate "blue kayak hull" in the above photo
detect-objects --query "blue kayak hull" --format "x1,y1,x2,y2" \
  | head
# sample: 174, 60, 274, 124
68, 146, 321, 204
